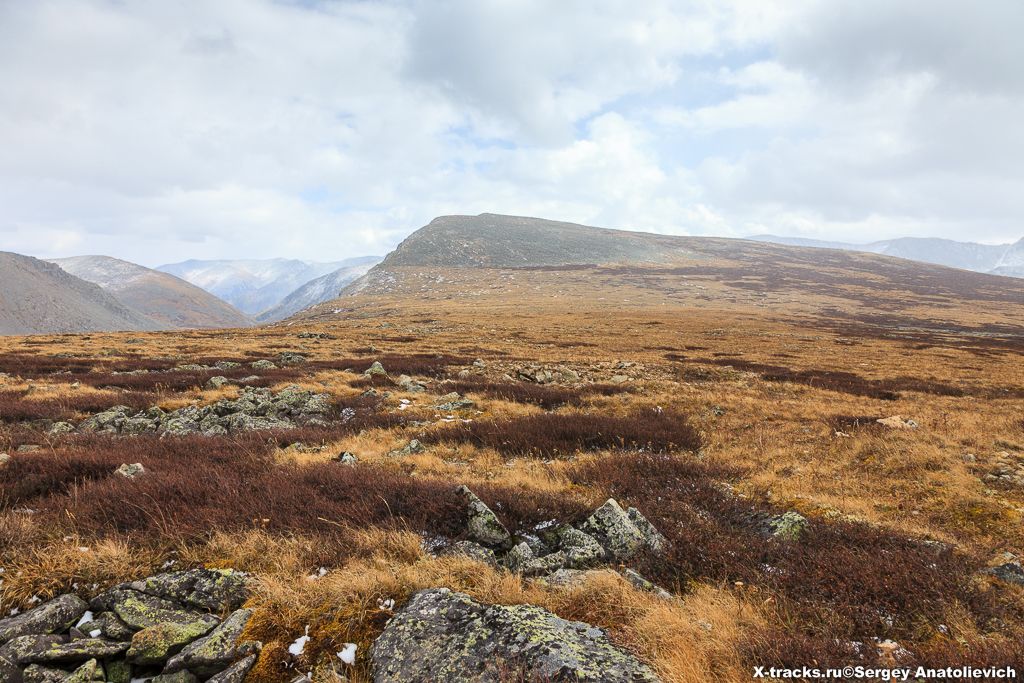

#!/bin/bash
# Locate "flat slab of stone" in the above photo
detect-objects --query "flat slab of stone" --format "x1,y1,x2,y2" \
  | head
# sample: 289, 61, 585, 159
0, 594, 88, 645
370, 587, 659, 682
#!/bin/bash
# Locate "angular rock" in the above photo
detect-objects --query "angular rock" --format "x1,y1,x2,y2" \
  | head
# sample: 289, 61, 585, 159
626, 508, 666, 553
104, 658, 132, 683
206, 376, 229, 390
621, 569, 673, 601
115, 463, 146, 479
165, 608, 255, 676
64, 658, 104, 682
0, 594, 88, 645
444, 541, 498, 567
22, 663, 70, 683
389, 439, 425, 457
127, 618, 218, 665
369, 588, 659, 682
250, 360, 277, 370
48, 422, 75, 436
152, 671, 200, 683
88, 588, 179, 617
397, 375, 425, 393
579, 499, 647, 561
108, 593, 218, 635
523, 551, 567, 577
206, 653, 258, 683
557, 527, 604, 569
986, 561, 1024, 586
1, 635, 129, 665
504, 542, 535, 573
364, 361, 387, 377
458, 486, 512, 548
125, 568, 249, 612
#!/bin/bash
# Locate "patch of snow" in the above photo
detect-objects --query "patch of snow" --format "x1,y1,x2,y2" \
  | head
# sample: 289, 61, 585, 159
337, 642, 357, 665
288, 625, 310, 656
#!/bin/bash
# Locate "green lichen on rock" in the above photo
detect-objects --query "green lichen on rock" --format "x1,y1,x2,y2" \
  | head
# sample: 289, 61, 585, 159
557, 527, 604, 568
767, 511, 809, 541
127, 618, 218, 665
579, 498, 647, 560
370, 588, 659, 682
0, 593, 88, 645
126, 568, 249, 613
165, 608, 257, 676
458, 485, 512, 548
64, 658, 104, 682
2, 635, 129, 665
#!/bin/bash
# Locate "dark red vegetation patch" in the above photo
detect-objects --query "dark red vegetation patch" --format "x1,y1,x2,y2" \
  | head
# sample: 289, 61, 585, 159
569, 454, 1023, 663
422, 408, 701, 457
0, 389, 157, 423
0, 434, 466, 549
434, 380, 633, 410
668, 354, 966, 399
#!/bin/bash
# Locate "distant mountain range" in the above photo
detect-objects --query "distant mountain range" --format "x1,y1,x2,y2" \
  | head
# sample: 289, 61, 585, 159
0, 251, 380, 335
157, 257, 380, 317
52, 255, 252, 329
0, 252, 160, 335
256, 260, 378, 322
750, 235, 1024, 277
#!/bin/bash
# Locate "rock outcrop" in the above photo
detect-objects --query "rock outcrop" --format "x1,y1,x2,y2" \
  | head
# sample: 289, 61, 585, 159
72, 385, 334, 437
0, 569, 256, 682
369, 588, 659, 682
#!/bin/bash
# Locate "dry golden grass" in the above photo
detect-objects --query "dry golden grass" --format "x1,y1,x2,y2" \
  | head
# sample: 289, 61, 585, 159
2, 274, 1023, 679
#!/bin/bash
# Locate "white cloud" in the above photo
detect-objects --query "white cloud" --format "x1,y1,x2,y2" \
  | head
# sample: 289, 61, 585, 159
0, 0, 1021, 266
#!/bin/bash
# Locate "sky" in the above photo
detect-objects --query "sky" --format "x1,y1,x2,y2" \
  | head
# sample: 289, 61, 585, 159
1, 0, 1022, 266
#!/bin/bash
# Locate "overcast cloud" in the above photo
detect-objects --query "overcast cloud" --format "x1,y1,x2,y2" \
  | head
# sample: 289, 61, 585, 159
0, 0, 1021, 265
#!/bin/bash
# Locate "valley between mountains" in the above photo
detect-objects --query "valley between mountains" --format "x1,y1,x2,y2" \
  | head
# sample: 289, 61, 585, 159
1, 214, 1023, 682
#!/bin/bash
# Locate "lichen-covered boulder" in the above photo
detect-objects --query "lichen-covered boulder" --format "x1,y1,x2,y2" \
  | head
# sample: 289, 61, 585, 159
579, 499, 648, 561
64, 658, 104, 682
369, 588, 659, 682
557, 527, 604, 569
0, 593, 87, 644
443, 541, 498, 567
165, 608, 257, 676
626, 507, 667, 553
126, 618, 218, 665
767, 512, 808, 541
151, 671, 199, 683
123, 568, 249, 613
504, 541, 534, 573
1, 635, 129, 665
458, 486, 511, 548
364, 361, 387, 377
22, 663, 69, 683
206, 653, 258, 683
987, 561, 1024, 586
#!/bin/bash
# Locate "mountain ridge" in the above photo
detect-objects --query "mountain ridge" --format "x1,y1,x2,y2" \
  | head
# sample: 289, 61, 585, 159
53, 255, 252, 329
0, 252, 161, 334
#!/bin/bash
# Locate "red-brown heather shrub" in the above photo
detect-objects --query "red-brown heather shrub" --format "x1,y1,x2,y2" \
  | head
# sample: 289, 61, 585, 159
1, 434, 467, 549
567, 454, 1019, 645
423, 408, 701, 457
670, 355, 967, 399
0, 389, 157, 423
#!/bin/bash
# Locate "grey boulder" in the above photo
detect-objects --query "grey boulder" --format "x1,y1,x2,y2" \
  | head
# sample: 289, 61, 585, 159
369, 588, 659, 682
